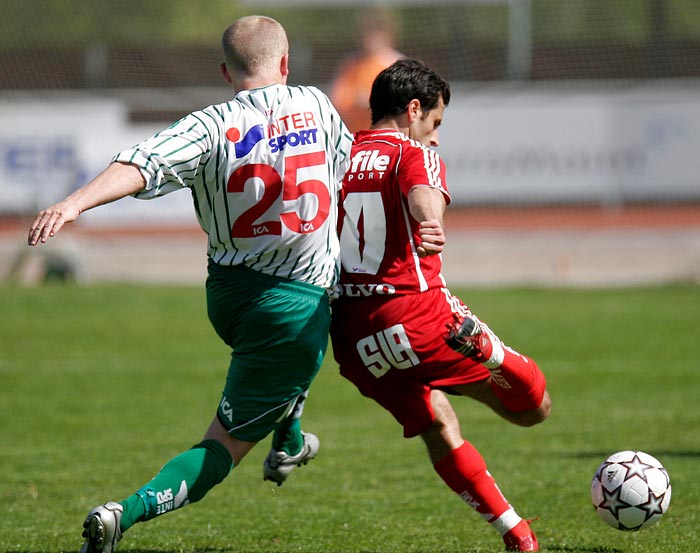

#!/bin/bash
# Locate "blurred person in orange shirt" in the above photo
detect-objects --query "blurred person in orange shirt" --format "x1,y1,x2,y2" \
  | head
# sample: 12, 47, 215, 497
330, 8, 403, 133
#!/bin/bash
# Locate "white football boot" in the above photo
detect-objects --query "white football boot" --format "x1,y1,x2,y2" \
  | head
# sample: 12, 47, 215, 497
79, 501, 123, 553
263, 431, 320, 486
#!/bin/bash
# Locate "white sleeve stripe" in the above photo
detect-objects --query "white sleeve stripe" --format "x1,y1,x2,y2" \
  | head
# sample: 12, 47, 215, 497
401, 200, 429, 292
422, 147, 441, 188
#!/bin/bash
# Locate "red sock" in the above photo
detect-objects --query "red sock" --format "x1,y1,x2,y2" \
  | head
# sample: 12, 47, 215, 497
476, 324, 547, 412
433, 441, 511, 523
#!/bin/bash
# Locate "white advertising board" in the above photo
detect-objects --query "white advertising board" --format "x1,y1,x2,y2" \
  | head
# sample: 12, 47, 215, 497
439, 83, 700, 204
0, 98, 196, 225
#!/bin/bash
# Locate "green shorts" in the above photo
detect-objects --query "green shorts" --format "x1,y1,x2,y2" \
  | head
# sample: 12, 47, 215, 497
206, 261, 330, 442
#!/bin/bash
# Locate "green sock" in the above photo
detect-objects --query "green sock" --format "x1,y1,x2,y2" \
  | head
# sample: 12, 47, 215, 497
118, 439, 233, 532
272, 417, 303, 456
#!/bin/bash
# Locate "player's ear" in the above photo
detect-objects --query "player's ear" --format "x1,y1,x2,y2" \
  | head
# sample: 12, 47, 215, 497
220, 62, 233, 84
406, 99, 421, 123
279, 53, 290, 81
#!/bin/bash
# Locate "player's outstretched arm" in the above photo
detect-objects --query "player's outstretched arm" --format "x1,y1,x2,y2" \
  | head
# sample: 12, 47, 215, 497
28, 162, 146, 246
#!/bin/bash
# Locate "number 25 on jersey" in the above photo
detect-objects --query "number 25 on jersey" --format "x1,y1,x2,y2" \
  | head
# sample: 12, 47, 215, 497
227, 151, 330, 238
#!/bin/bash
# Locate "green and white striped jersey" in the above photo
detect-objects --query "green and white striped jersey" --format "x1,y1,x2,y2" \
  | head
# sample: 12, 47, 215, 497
115, 84, 353, 289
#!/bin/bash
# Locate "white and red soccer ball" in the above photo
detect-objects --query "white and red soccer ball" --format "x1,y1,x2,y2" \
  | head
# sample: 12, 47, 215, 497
590, 450, 671, 531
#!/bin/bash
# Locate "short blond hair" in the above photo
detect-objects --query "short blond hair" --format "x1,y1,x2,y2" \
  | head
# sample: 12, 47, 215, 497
222, 15, 289, 76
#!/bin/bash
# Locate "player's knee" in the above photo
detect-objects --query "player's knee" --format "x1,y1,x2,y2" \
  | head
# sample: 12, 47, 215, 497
511, 389, 551, 427
422, 392, 464, 461
539, 389, 552, 420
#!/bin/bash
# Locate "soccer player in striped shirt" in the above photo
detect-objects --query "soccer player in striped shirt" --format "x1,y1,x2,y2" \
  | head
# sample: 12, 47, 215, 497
330, 59, 552, 552
28, 15, 352, 552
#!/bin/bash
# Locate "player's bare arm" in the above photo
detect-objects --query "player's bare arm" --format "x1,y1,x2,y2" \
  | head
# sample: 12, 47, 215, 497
408, 185, 446, 257
417, 220, 445, 257
28, 162, 146, 246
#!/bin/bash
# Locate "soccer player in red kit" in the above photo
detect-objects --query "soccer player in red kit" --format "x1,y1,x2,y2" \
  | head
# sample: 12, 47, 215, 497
330, 58, 552, 552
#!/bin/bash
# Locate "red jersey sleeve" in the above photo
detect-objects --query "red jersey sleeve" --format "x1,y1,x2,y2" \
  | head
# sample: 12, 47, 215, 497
397, 143, 451, 205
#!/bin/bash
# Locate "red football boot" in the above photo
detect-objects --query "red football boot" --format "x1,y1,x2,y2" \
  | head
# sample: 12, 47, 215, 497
503, 519, 539, 552
445, 314, 485, 359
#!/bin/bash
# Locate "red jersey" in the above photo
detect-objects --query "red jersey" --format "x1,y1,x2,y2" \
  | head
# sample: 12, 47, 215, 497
337, 129, 451, 298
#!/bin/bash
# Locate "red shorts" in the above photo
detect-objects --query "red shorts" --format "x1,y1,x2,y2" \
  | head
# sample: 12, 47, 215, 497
330, 287, 491, 438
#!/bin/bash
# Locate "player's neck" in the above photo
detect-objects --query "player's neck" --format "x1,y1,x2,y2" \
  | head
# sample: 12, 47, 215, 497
370, 119, 408, 136
236, 73, 287, 93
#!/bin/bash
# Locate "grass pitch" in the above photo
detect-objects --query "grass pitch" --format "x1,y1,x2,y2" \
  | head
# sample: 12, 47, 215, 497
1, 284, 698, 552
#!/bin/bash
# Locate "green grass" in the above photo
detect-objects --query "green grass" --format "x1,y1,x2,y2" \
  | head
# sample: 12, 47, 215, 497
1, 284, 698, 552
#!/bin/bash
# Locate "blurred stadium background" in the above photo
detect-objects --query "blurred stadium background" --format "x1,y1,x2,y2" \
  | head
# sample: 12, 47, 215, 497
0, 0, 698, 286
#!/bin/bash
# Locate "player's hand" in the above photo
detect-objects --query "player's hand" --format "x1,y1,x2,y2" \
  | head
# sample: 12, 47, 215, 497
27, 202, 81, 246
416, 219, 445, 258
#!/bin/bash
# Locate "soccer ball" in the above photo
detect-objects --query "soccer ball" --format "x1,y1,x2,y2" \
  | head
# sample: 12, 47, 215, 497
590, 450, 671, 531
